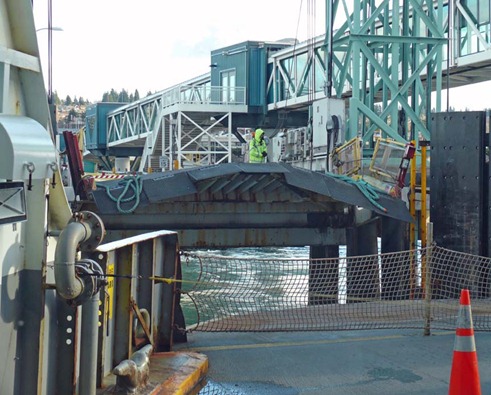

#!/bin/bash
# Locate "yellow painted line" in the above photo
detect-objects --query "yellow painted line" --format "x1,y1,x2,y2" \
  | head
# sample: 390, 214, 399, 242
173, 358, 208, 395
150, 352, 208, 395
188, 331, 455, 352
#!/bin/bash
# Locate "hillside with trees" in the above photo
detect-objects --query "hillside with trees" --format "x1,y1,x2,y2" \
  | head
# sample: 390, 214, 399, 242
55, 88, 152, 130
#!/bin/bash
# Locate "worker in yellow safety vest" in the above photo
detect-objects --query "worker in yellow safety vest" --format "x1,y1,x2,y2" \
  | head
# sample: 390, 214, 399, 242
249, 128, 268, 163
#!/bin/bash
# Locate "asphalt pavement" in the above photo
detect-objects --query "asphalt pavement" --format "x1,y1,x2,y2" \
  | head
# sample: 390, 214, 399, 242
174, 329, 491, 394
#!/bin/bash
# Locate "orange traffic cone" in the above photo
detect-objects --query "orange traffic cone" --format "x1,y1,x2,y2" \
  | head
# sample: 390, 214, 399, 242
448, 289, 481, 395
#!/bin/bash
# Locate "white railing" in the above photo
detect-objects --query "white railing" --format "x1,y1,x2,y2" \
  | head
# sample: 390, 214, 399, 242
107, 82, 245, 145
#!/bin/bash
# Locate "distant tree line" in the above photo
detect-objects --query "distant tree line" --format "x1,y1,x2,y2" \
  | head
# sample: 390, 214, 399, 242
100, 88, 154, 103
53, 88, 154, 106
54, 88, 153, 129
53, 91, 90, 106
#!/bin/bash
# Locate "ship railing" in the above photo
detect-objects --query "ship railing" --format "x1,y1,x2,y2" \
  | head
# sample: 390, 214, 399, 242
83, 230, 182, 385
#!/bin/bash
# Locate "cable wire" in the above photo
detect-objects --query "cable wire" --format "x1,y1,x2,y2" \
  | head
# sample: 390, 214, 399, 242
98, 175, 143, 213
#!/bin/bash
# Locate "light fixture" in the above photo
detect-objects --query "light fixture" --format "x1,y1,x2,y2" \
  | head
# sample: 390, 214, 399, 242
36, 26, 63, 32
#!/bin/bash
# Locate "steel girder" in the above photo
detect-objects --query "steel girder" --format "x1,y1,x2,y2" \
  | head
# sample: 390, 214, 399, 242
267, 0, 449, 148
266, 0, 491, 145
104, 0, 491, 161
104, 72, 246, 171
107, 73, 211, 147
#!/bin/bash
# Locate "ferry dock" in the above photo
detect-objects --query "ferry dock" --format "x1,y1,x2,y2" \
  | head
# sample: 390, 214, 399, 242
3, 0, 491, 394
176, 329, 491, 394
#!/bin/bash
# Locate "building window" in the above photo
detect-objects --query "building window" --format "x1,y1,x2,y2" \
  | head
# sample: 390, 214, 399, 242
221, 69, 236, 103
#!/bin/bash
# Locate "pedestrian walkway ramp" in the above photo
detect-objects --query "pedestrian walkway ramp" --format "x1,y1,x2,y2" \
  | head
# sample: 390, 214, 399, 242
178, 245, 491, 334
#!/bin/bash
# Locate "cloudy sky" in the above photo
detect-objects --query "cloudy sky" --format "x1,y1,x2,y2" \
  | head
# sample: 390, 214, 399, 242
33, 0, 326, 102
33, 0, 491, 109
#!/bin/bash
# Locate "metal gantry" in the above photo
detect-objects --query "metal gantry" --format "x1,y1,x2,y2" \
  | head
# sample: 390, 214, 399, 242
342, 0, 445, 146
267, 0, 491, 148
106, 0, 491, 166
107, 73, 211, 146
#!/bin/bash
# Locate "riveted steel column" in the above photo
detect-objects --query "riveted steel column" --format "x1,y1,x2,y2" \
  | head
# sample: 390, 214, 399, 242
79, 293, 100, 395
137, 240, 154, 317
391, 0, 400, 140
135, 240, 154, 347
86, 250, 107, 387
348, 0, 362, 141
55, 300, 78, 394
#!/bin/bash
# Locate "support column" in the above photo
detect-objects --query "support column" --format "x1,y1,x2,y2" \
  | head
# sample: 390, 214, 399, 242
346, 220, 379, 303
55, 300, 78, 394
381, 217, 410, 300
308, 245, 339, 305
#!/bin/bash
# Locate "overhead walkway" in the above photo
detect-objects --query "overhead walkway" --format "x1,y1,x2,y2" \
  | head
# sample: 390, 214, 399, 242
266, 0, 491, 145
106, 73, 247, 172
267, 4, 491, 112
103, 0, 491, 170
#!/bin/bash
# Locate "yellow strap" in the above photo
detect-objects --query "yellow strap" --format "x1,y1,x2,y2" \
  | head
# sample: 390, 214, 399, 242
149, 276, 179, 284
149, 276, 223, 287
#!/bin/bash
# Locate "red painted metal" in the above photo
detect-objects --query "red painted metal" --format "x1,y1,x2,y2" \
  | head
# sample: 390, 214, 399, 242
397, 141, 416, 188
63, 130, 89, 200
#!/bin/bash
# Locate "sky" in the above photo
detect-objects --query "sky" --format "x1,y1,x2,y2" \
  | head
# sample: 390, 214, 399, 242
32, 0, 491, 109
33, 0, 326, 102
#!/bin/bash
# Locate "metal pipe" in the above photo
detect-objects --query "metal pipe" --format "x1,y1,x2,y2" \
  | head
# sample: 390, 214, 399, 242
420, 143, 428, 290
79, 292, 100, 395
54, 220, 92, 299
424, 222, 434, 336
54, 212, 104, 395
409, 141, 417, 299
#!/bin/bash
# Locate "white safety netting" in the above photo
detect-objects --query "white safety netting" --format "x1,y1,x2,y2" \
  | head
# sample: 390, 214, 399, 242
179, 246, 491, 332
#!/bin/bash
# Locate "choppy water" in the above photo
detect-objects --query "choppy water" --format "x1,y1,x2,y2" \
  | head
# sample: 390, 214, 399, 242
182, 243, 424, 395
179, 240, 424, 327
180, 246, 352, 326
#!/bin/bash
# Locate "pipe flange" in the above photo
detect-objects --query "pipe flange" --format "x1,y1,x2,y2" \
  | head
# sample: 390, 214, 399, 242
71, 211, 105, 252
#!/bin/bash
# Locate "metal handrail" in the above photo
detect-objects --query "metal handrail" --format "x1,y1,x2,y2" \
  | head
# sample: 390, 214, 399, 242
107, 85, 245, 144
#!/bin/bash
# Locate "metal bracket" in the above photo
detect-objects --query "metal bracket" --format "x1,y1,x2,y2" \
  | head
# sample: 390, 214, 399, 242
131, 298, 154, 347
